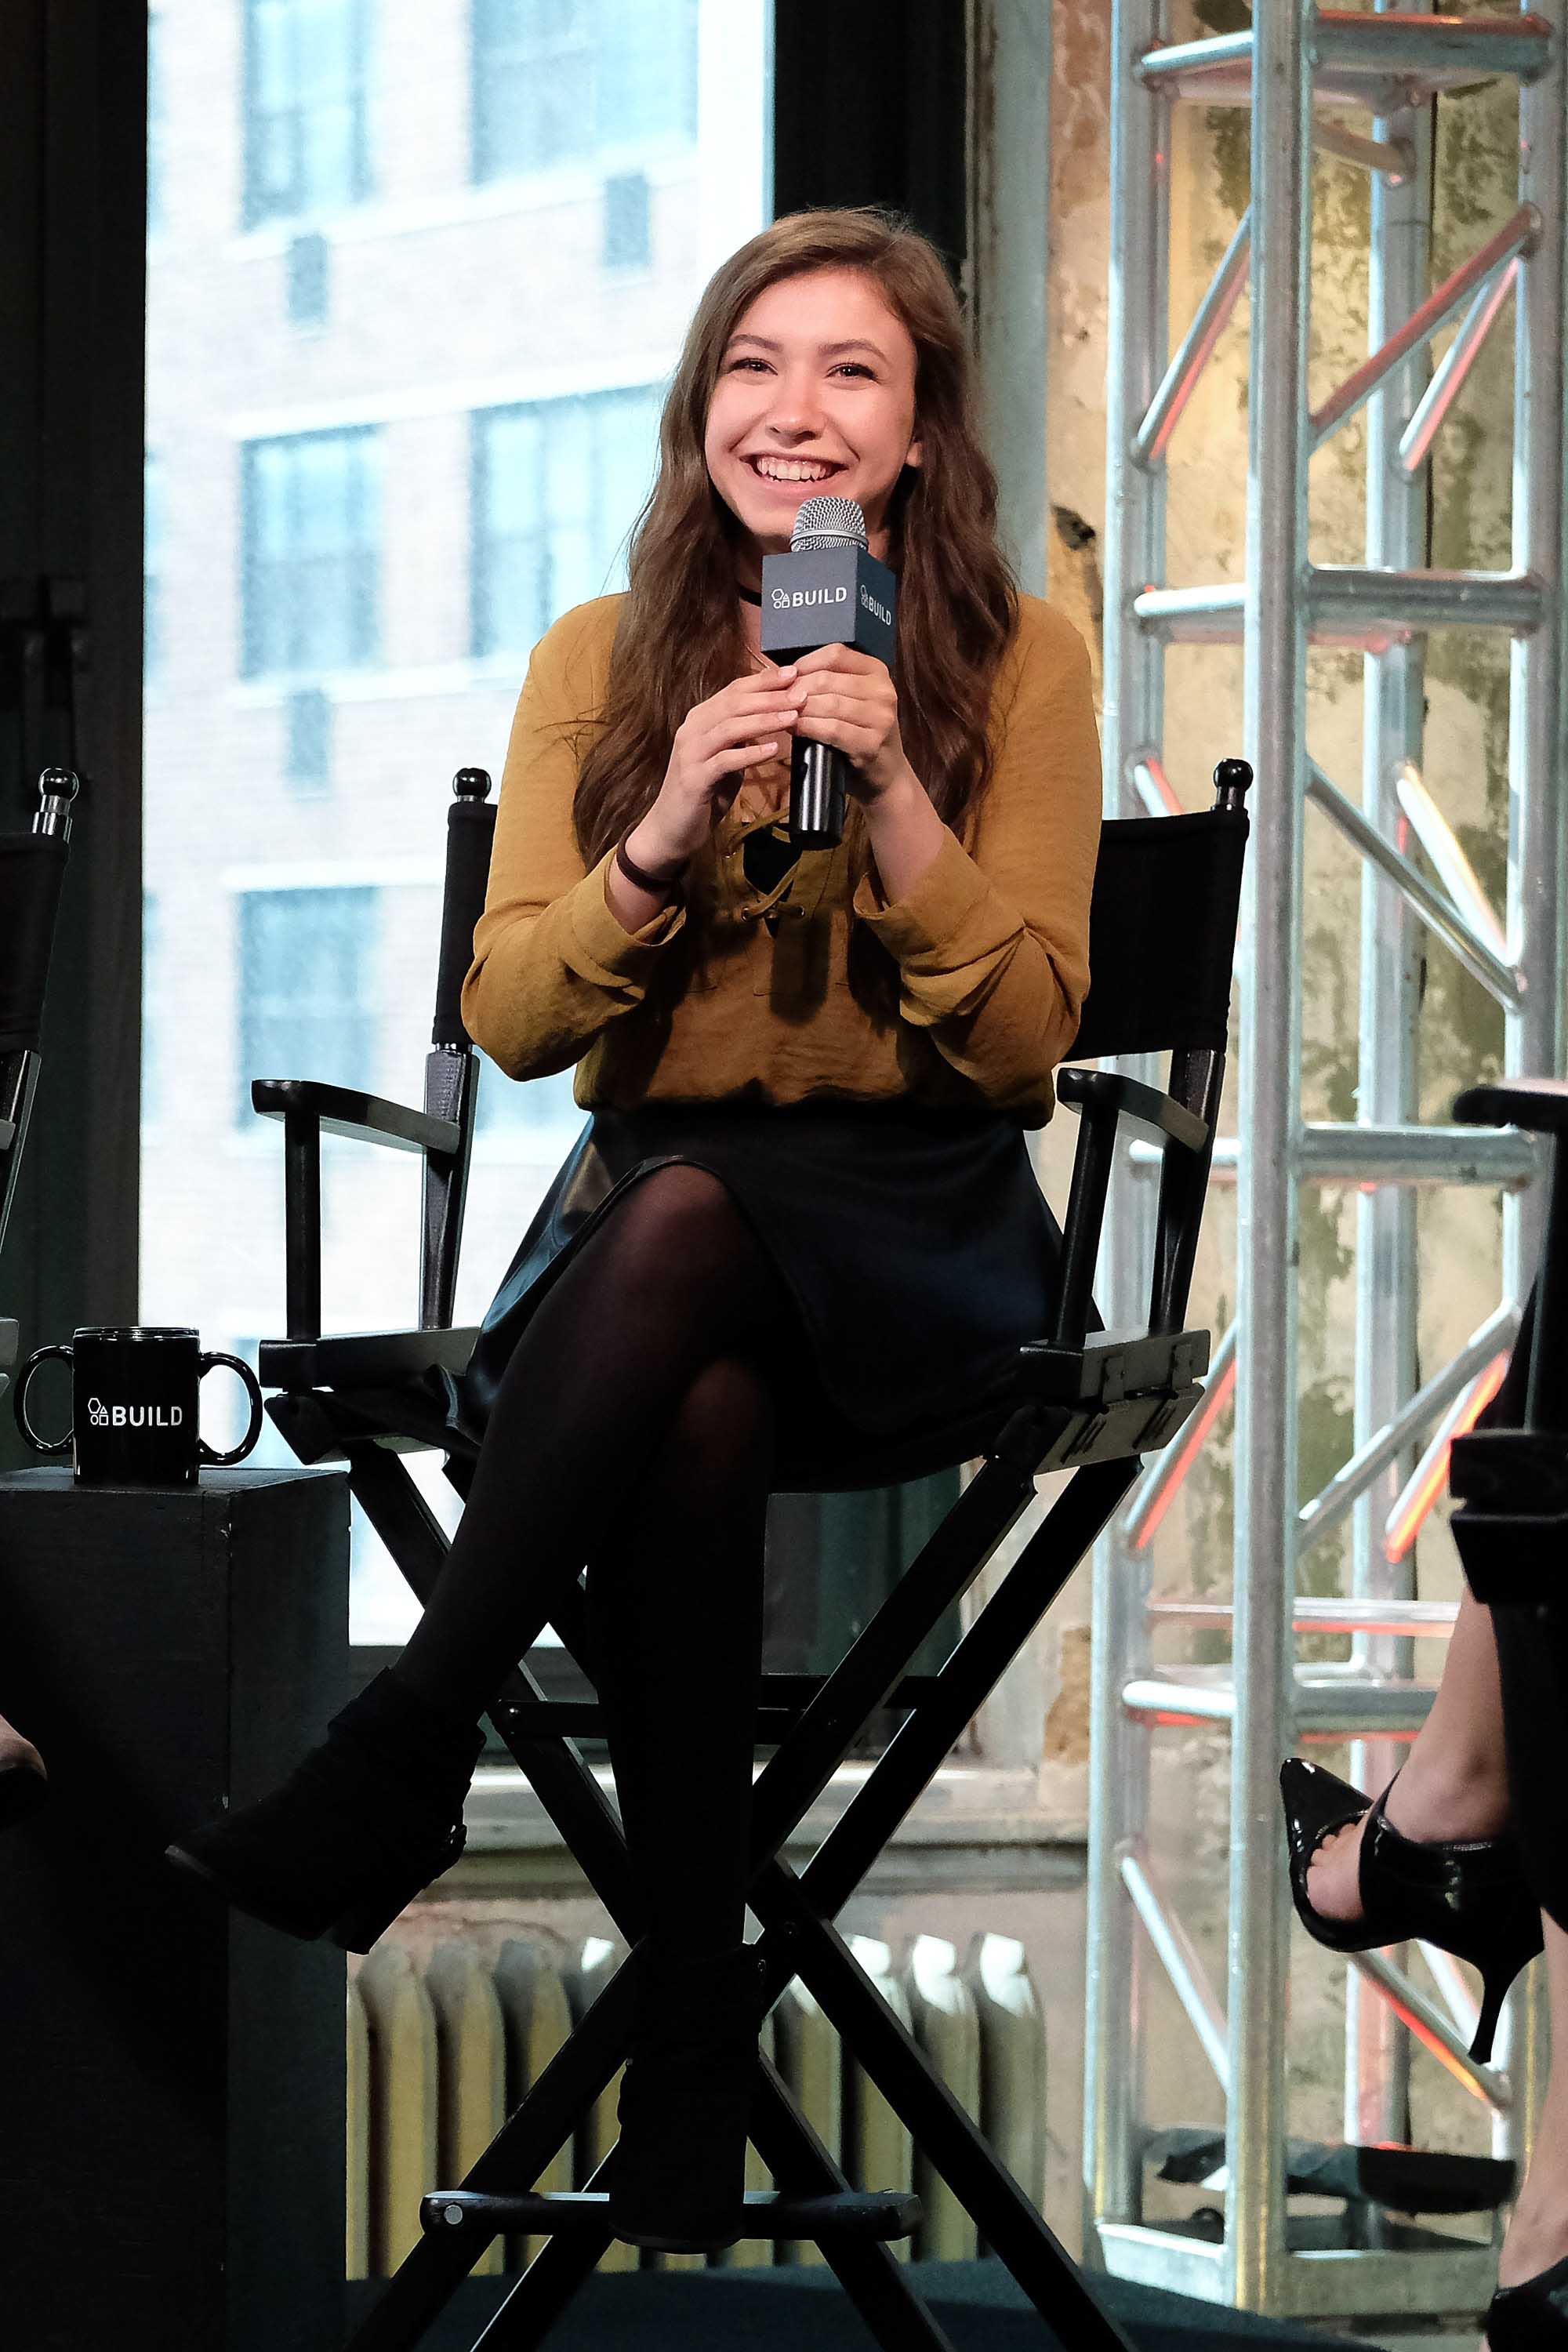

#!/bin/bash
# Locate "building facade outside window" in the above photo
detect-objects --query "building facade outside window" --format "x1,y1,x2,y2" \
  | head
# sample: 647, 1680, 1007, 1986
237, 886, 380, 1122
143, 0, 771, 1639
241, 428, 381, 677
471, 386, 662, 659
244, 0, 371, 227
472, 0, 699, 183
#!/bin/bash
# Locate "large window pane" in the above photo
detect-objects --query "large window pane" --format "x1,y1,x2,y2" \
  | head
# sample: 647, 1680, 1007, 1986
245, 0, 370, 227
473, 0, 699, 182
143, 0, 771, 1641
242, 429, 382, 677
472, 387, 662, 656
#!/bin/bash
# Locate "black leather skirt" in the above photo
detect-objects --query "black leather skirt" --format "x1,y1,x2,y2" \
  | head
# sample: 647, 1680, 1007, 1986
458, 1099, 1065, 1490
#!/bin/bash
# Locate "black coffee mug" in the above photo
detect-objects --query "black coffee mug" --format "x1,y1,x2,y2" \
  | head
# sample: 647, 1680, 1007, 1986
13, 1326, 264, 1486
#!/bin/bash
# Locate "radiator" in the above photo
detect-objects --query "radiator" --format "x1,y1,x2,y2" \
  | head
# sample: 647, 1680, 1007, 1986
349, 1929, 1047, 2279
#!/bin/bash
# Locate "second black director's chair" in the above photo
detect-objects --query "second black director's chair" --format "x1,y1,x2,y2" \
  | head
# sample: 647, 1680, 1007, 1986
256, 757, 1251, 2352
1, 766, 81, 1828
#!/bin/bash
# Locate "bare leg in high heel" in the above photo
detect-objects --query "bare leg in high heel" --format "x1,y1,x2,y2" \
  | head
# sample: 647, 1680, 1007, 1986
1308, 1588, 1511, 1924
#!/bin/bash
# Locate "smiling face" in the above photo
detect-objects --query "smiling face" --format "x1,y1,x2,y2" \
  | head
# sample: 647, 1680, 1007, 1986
703, 265, 922, 575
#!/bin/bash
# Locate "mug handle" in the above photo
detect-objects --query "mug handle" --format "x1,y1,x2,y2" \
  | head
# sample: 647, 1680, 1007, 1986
13, 1344, 74, 1455
198, 1352, 265, 1466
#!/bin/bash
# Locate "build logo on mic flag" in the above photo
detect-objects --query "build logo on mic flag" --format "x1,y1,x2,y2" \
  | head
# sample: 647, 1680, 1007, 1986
758, 543, 898, 666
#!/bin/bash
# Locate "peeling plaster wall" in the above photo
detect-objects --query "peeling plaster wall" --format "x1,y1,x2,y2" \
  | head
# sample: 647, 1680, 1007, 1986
1035, 0, 1526, 2194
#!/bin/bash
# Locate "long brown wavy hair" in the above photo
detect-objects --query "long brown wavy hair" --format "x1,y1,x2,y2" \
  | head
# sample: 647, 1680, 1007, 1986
573, 207, 1018, 870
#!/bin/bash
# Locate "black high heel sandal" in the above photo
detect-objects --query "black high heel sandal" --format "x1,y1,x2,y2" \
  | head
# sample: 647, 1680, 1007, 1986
1279, 1758, 1542, 2065
1487, 2252, 1568, 2348
165, 1670, 483, 1953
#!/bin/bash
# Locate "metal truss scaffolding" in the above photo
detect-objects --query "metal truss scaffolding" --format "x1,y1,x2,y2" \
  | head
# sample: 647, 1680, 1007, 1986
1087, 2, 1567, 2329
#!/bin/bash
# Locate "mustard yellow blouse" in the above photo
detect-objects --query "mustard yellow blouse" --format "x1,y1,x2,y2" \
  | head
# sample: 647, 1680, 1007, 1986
462, 592, 1102, 1130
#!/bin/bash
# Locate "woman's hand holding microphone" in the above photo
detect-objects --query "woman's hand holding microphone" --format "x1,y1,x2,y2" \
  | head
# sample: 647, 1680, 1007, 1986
609, 664, 806, 929
607, 648, 918, 934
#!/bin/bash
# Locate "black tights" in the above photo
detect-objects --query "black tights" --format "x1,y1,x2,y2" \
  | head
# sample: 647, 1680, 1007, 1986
394, 1164, 809, 1961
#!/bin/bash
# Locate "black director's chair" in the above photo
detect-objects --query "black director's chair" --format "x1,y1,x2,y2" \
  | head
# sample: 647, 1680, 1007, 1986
0, 767, 81, 1401
256, 758, 1251, 2352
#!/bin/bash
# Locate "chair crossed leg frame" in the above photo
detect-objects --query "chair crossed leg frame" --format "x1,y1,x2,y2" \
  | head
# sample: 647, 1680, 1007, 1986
339, 1419, 1143, 2352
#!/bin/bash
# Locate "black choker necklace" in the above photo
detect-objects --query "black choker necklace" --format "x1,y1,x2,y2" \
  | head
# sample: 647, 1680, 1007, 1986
737, 583, 762, 606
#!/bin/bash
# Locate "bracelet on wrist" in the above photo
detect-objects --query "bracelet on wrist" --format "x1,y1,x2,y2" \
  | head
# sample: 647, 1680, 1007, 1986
615, 834, 689, 895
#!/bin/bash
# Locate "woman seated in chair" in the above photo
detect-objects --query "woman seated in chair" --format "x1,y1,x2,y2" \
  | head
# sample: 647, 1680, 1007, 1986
169, 206, 1102, 2252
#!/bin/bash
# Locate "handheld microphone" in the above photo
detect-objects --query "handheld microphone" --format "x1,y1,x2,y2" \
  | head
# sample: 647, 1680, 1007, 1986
758, 495, 897, 850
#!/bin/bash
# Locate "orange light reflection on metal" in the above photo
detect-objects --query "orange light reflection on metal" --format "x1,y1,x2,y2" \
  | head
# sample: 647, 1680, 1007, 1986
1131, 1356, 1238, 1552
1383, 1353, 1508, 1566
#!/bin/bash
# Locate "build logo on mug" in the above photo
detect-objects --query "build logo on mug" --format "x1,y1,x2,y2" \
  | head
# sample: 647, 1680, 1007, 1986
13, 1327, 263, 1486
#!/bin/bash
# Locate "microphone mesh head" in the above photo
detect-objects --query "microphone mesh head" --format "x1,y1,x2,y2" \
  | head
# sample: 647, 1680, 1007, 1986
790, 494, 867, 553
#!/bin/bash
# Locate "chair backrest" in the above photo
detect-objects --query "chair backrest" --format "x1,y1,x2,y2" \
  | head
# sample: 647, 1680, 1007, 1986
1065, 762, 1251, 1340
419, 768, 497, 1327
1069, 770, 1250, 1069
1, 768, 79, 1258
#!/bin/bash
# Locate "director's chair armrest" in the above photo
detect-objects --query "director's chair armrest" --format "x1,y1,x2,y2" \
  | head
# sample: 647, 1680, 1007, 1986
1055, 1067, 1207, 1153
1051, 1065, 1213, 1352
251, 1078, 462, 1156
252, 1079, 465, 1342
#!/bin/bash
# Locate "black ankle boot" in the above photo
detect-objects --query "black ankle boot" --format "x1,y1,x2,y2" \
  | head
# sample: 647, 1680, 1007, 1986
608, 1947, 767, 2254
165, 1670, 483, 1951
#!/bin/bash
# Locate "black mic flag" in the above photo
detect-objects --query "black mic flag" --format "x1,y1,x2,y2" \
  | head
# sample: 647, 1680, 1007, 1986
759, 495, 897, 850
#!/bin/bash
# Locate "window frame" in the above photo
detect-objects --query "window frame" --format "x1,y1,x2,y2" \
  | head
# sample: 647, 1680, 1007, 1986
241, 0, 373, 232
470, 0, 700, 187
234, 881, 383, 1126
468, 383, 662, 662
240, 424, 383, 681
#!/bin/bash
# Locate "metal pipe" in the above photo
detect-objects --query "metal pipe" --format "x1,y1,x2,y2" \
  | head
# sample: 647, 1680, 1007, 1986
1298, 1306, 1519, 1557
1120, 1321, 1236, 1548
1120, 1849, 1230, 2094
1135, 581, 1407, 652
1309, 205, 1541, 452
1348, 1951, 1511, 2112
1130, 753, 1181, 817
1307, 564, 1544, 635
1313, 121, 1414, 180
1145, 1597, 1458, 1638
1086, 0, 1171, 2262
1396, 256, 1522, 479
1226, 6, 1311, 2310
1347, 51, 1429, 2158
1393, 760, 1510, 956
1132, 209, 1251, 470
1147, 1125, 1538, 1186
1122, 1677, 1436, 1739
1314, 12, 1555, 84
1135, 18, 1556, 93
1305, 760, 1520, 1007
1134, 31, 1251, 87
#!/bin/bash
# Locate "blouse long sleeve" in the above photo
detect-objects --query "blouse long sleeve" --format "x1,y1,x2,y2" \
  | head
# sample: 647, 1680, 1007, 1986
460, 601, 687, 1080
851, 602, 1102, 1115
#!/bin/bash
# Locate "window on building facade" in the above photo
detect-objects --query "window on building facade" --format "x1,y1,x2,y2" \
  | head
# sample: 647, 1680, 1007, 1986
237, 885, 381, 1123
245, 0, 371, 227
472, 0, 699, 181
471, 387, 661, 657
241, 428, 381, 677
